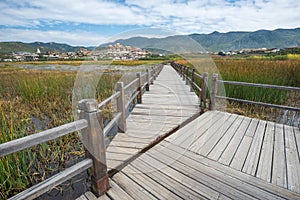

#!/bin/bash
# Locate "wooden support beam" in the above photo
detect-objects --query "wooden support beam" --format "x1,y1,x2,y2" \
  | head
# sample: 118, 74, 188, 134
116, 82, 126, 133
78, 99, 109, 197
201, 72, 208, 110
210, 74, 218, 111
146, 69, 150, 91
136, 73, 142, 104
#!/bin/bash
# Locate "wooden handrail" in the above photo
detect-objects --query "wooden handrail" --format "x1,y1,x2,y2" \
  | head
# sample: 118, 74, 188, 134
98, 91, 120, 109
103, 112, 122, 137
124, 78, 139, 91
216, 96, 300, 112
218, 80, 300, 91
0, 119, 88, 157
170, 61, 207, 111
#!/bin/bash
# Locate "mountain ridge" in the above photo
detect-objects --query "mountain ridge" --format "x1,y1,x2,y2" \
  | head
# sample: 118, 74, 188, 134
0, 28, 299, 53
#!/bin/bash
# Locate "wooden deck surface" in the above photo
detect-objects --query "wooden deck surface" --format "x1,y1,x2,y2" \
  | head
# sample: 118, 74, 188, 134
167, 111, 300, 194
77, 65, 300, 199
106, 65, 200, 170
79, 111, 300, 200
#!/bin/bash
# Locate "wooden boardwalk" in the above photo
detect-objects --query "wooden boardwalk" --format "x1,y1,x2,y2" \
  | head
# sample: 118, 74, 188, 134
78, 65, 300, 200
106, 65, 200, 170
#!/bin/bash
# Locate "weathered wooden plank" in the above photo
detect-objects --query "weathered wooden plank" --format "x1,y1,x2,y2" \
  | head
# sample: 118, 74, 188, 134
160, 141, 299, 199
106, 146, 138, 154
131, 158, 210, 199
245, 118, 260, 137
272, 123, 287, 188
242, 120, 267, 176
0, 119, 88, 158
135, 153, 221, 199
256, 121, 275, 182
97, 193, 111, 200
134, 104, 199, 111
217, 194, 232, 200
189, 112, 232, 153
110, 134, 152, 144
127, 115, 186, 125
208, 115, 245, 160
10, 159, 93, 200
112, 172, 157, 200
166, 110, 217, 145
106, 152, 133, 161
230, 118, 259, 170
107, 159, 125, 170
84, 191, 99, 200
108, 141, 145, 149
144, 147, 266, 200
284, 125, 300, 193
179, 112, 226, 149
219, 116, 251, 166
106, 179, 134, 200
76, 195, 88, 200
230, 135, 252, 171
198, 114, 239, 156
123, 164, 182, 200
294, 126, 300, 162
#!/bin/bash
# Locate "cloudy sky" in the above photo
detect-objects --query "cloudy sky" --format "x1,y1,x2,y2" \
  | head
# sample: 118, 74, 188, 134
0, 0, 299, 46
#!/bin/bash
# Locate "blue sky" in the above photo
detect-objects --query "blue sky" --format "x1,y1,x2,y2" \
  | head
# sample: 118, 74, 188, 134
0, 0, 299, 46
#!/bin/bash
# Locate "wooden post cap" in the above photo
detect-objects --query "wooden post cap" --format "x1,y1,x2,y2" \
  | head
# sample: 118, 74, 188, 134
78, 99, 98, 112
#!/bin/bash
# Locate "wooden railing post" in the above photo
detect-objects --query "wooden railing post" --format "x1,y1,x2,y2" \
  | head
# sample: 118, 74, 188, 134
137, 73, 142, 104
155, 65, 160, 78
201, 72, 208, 110
179, 65, 184, 80
78, 99, 109, 197
179, 65, 183, 77
183, 66, 186, 81
152, 66, 156, 81
116, 82, 126, 132
146, 69, 150, 91
150, 67, 154, 84
210, 74, 218, 110
185, 67, 189, 85
190, 68, 195, 92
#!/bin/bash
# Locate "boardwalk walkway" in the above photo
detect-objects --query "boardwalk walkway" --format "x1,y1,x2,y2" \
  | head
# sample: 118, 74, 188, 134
106, 65, 200, 171
78, 65, 300, 200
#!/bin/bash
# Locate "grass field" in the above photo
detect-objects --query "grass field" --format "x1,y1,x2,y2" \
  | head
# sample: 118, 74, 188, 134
0, 58, 299, 198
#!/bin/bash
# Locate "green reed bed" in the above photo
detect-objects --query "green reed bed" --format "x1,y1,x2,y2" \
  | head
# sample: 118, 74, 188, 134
214, 59, 300, 105
0, 67, 122, 199
176, 58, 300, 124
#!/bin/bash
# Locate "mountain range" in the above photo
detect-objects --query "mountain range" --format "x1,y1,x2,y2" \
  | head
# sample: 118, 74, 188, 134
0, 42, 91, 54
0, 28, 299, 53
103, 28, 300, 52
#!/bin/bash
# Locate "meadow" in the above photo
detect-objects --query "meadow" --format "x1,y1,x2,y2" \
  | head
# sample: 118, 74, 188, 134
0, 58, 299, 198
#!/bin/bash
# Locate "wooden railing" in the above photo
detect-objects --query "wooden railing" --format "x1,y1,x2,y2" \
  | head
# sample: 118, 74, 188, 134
0, 64, 163, 199
170, 61, 300, 125
212, 75, 300, 112
170, 61, 208, 111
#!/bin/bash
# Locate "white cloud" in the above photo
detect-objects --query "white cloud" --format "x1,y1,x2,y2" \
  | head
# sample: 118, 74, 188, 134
0, 29, 106, 46
0, 0, 299, 45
